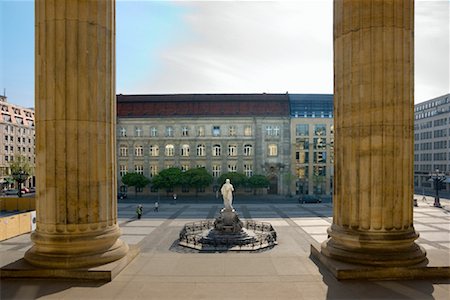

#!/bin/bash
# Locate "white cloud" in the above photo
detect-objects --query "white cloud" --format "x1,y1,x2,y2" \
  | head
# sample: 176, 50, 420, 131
131, 1, 333, 95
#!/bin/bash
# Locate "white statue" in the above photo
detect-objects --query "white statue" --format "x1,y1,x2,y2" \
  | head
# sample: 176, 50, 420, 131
221, 179, 234, 211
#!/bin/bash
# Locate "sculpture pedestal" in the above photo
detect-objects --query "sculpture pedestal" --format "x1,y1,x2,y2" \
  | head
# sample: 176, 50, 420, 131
214, 209, 243, 233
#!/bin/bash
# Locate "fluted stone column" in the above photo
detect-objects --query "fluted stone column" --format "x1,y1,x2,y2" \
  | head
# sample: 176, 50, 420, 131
321, 0, 426, 266
25, 0, 128, 268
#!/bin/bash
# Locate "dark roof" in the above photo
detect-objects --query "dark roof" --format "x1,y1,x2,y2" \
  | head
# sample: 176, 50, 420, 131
117, 94, 290, 117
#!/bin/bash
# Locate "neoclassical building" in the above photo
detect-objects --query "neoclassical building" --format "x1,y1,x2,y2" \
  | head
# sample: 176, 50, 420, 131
116, 94, 291, 195
0, 95, 36, 190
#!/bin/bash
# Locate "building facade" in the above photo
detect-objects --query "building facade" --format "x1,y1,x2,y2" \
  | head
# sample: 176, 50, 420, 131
414, 93, 450, 195
117, 94, 291, 196
0, 95, 36, 190
290, 94, 334, 198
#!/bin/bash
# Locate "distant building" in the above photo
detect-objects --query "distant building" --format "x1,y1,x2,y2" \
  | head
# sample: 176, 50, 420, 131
414, 93, 450, 195
289, 94, 334, 197
116, 94, 291, 196
0, 95, 36, 190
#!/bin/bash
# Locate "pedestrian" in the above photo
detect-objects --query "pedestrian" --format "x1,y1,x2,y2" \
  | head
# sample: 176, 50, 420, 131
173, 193, 177, 205
136, 204, 143, 219
154, 201, 159, 212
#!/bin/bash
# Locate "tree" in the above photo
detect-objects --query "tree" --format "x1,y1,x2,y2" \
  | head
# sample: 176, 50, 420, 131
248, 175, 270, 195
121, 172, 150, 197
151, 167, 183, 194
9, 155, 33, 197
217, 172, 248, 188
183, 167, 213, 196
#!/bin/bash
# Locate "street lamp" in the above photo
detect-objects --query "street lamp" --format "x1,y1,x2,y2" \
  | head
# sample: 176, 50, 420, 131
12, 170, 29, 198
429, 169, 447, 208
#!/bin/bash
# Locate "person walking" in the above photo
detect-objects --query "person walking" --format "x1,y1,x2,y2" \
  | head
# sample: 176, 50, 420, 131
154, 201, 159, 212
173, 193, 177, 205
136, 204, 143, 219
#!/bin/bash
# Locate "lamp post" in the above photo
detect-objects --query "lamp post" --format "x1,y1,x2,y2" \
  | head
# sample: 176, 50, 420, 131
430, 169, 446, 208
12, 170, 29, 198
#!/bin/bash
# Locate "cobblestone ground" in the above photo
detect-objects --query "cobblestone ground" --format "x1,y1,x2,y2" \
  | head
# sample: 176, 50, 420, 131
1, 195, 449, 299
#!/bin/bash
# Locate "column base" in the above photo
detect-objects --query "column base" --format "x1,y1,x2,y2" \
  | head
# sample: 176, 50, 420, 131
311, 243, 450, 280
24, 226, 129, 269
322, 225, 427, 267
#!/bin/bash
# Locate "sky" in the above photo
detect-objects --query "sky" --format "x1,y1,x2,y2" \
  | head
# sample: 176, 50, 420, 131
0, 0, 448, 108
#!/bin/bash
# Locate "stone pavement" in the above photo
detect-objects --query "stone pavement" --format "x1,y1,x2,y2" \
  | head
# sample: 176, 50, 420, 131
1, 196, 449, 299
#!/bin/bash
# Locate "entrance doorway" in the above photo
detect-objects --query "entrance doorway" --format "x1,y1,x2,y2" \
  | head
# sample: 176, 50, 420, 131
268, 176, 278, 195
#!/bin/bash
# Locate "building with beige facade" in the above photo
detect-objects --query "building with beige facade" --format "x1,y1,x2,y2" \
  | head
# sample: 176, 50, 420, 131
290, 94, 334, 198
116, 94, 291, 196
0, 95, 36, 190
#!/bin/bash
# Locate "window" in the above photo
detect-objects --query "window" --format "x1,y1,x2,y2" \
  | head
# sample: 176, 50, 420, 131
228, 164, 237, 172
244, 125, 252, 136
181, 144, 190, 156
166, 126, 174, 137
182, 126, 189, 137
197, 126, 205, 137
313, 166, 326, 176
244, 164, 253, 177
212, 164, 221, 177
268, 144, 278, 156
4, 145, 7, 151
119, 127, 127, 137
181, 164, 189, 172
2, 114, 11, 122
314, 124, 326, 136
135, 127, 142, 137
212, 144, 221, 156
244, 144, 253, 156
314, 152, 327, 163
134, 165, 144, 175
119, 145, 128, 157
266, 125, 280, 136
150, 127, 158, 137
212, 126, 221, 136
135, 145, 144, 157
165, 144, 174, 156
228, 126, 236, 136
150, 145, 159, 156
197, 144, 206, 156
314, 138, 326, 150
296, 151, 309, 163
273, 126, 280, 136
296, 124, 309, 136
228, 144, 237, 156
119, 165, 127, 177
150, 165, 158, 177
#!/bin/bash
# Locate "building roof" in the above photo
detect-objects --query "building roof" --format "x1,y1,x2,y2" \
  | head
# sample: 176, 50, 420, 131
117, 94, 290, 117
289, 94, 333, 118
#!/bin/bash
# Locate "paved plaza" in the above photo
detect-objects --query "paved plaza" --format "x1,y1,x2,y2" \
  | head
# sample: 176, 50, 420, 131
1, 195, 449, 299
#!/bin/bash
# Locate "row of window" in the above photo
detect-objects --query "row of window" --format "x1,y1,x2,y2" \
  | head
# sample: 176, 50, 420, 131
4, 135, 34, 144
119, 143, 279, 157
119, 163, 254, 178
415, 152, 449, 162
295, 151, 330, 164
4, 145, 34, 154
296, 165, 327, 178
295, 124, 331, 136
295, 137, 333, 150
3, 155, 34, 163
414, 96, 449, 112
119, 125, 256, 138
3, 125, 33, 135
415, 129, 450, 140
414, 164, 449, 173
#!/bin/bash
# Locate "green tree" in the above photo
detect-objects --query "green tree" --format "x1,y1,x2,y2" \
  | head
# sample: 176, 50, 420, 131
183, 167, 213, 196
121, 172, 150, 197
9, 155, 33, 197
151, 167, 183, 194
248, 175, 270, 195
217, 172, 248, 189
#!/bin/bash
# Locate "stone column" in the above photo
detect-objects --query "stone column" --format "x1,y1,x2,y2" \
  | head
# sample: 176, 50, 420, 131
321, 0, 426, 266
25, 0, 128, 268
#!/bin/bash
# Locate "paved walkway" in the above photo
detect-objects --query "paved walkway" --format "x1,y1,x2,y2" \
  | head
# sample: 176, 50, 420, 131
1, 196, 449, 299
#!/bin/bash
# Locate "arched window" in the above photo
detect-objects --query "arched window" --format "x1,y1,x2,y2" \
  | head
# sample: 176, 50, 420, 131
165, 144, 174, 156
119, 145, 128, 157
212, 144, 221, 156
135, 145, 143, 156
268, 144, 278, 156
181, 144, 190, 156
244, 144, 253, 156
150, 145, 159, 156
197, 144, 206, 156
228, 144, 237, 156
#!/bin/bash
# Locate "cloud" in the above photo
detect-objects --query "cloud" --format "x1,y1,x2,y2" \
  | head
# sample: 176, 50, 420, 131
415, 0, 449, 103
130, 1, 333, 95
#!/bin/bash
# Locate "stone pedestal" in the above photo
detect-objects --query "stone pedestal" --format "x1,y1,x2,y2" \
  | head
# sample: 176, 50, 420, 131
318, 0, 426, 267
24, 0, 129, 269
214, 209, 243, 233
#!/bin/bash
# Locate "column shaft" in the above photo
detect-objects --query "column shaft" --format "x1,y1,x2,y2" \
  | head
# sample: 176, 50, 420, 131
25, 0, 128, 269
322, 0, 426, 266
